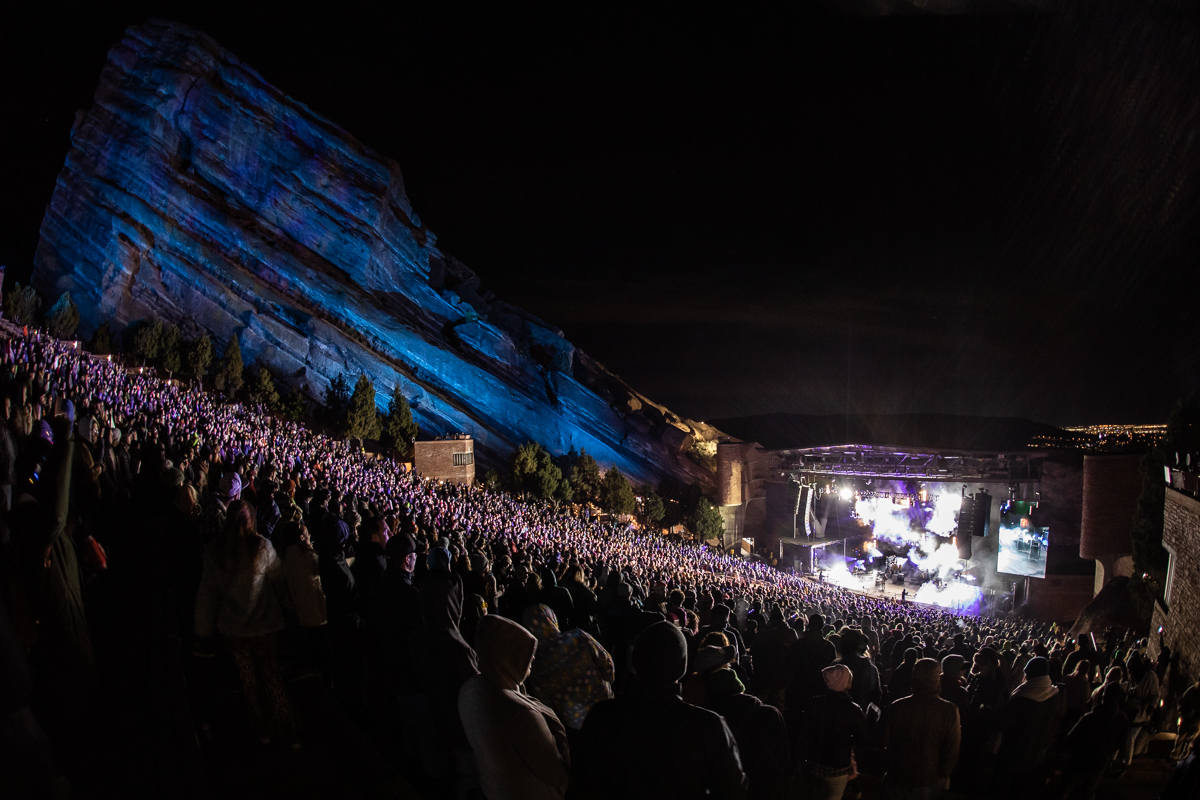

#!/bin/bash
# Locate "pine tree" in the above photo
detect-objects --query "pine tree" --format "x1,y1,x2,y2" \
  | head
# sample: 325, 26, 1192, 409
642, 490, 666, 527
382, 386, 420, 457
87, 321, 114, 355
279, 386, 309, 422
3, 283, 41, 327
346, 374, 383, 440
558, 447, 602, 505
321, 373, 352, 433
688, 496, 725, 542
130, 320, 183, 371
185, 334, 215, 386
507, 441, 562, 502
213, 336, 245, 396
248, 365, 281, 411
599, 467, 636, 515
45, 292, 80, 339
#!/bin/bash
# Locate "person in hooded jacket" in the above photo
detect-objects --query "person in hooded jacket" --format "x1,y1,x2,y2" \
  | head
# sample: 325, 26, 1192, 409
572, 620, 747, 800
409, 569, 479, 780
996, 656, 1065, 792
705, 658, 790, 800
884, 658, 961, 800
522, 604, 614, 735
459, 614, 570, 800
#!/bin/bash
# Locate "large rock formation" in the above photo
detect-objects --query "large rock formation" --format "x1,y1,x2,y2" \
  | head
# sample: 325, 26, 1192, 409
34, 19, 718, 487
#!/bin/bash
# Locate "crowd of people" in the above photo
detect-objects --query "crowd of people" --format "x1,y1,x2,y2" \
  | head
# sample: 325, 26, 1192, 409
0, 327, 1197, 800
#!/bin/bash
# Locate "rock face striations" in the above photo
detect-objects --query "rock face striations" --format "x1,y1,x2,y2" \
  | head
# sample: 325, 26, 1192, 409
34, 20, 718, 486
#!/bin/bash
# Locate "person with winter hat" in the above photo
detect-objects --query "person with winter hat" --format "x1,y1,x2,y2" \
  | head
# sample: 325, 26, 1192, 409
800, 664, 868, 800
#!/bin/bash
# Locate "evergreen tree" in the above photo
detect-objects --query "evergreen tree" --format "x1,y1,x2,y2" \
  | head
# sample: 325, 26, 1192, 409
279, 386, 309, 422
688, 496, 725, 542
45, 292, 80, 339
185, 333, 215, 385
321, 373, 352, 433
213, 336, 245, 396
507, 441, 562, 502
87, 321, 115, 355
557, 447, 602, 505
599, 467, 636, 515
642, 490, 666, 527
382, 386, 420, 457
248, 365, 281, 411
131, 320, 182, 372
3, 283, 41, 327
347, 374, 383, 440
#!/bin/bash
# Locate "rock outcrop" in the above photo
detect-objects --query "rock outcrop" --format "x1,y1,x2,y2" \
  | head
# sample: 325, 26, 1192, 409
34, 19, 719, 486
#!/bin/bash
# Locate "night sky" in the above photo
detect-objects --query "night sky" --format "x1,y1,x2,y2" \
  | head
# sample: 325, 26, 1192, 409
3, 2, 1197, 427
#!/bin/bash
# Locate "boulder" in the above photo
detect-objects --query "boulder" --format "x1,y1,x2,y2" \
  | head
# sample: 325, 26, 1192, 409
33, 20, 717, 489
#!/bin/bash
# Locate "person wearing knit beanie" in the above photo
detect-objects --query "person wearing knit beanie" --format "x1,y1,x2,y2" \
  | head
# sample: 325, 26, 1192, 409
799, 664, 867, 799
823, 663, 853, 694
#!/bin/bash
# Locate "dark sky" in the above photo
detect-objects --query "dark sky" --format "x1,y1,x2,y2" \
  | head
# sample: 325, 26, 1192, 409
3, 1, 1197, 427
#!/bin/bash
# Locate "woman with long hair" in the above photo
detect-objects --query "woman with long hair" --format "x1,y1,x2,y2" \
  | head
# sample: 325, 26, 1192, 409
195, 500, 299, 747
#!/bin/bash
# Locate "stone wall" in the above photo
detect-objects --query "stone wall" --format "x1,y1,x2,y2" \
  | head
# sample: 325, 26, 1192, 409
1151, 488, 1200, 683
1024, 575, 1095, 624
413, 438, 475, 486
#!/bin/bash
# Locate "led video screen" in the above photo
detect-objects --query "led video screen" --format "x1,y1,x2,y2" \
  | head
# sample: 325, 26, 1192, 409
997, 500, 1048, 578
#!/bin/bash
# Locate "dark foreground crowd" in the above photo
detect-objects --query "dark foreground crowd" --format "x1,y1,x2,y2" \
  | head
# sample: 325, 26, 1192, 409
0, 329, 1197, 800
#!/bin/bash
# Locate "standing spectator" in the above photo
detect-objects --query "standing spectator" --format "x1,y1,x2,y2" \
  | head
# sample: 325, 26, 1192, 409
884, 658, 961, 800
1059, 683, 1129, 800
521, 604, 614, 736
800, 664, 867, 800
573, 621, 747, 800
939, 655, 970, 719
194, 500, 299, 748
750, 605, 798, 710
996, 656, 1065, 791
459, 615, 570, 800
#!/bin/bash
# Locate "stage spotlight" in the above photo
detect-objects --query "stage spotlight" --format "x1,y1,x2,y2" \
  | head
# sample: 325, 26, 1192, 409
839, 487, 853, 501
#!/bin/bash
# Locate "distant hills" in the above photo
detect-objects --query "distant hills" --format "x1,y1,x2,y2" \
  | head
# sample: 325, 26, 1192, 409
708, 412, 1071, 452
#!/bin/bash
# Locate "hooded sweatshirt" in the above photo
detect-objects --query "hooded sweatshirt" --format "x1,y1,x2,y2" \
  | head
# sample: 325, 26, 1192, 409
522, 604, 614, 729
410, 571, 479, 747
885, 659, 961, 789
459, 615, 570, 800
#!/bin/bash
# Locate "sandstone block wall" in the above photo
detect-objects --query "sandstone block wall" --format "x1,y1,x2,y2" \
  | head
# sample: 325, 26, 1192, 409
413, 438, 475, 486
1153, 488, 1200, 683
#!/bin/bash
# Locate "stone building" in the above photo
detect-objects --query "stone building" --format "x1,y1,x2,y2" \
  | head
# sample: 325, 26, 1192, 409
1151, 488, 1200, 683
413, 435, 476, 486
1079, 453, 1141, 593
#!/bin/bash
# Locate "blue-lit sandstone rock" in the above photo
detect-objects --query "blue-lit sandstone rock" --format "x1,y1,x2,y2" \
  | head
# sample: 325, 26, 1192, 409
34, 20, 719, 486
